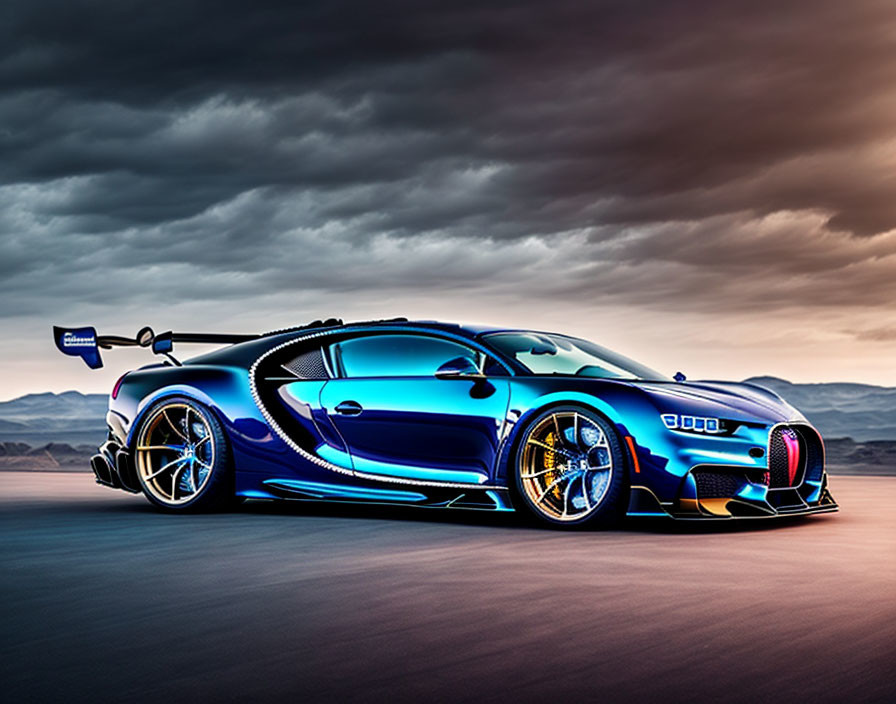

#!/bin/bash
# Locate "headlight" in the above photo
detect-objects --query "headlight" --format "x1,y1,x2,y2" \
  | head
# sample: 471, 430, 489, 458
661, 413, 721, 433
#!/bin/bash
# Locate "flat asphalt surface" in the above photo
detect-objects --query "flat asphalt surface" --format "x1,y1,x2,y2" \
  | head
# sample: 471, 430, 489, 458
1, 473, 894, 703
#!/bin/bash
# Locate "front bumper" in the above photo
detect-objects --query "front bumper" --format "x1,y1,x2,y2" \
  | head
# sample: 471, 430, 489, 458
628, 474, 838, 519
626, 421, 839, 520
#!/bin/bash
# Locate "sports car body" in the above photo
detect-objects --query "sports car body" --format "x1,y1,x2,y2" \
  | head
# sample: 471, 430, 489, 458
53, 318, 837, 526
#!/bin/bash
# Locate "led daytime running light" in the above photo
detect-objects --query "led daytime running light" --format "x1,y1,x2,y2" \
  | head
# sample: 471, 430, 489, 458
661, 414, 720, 433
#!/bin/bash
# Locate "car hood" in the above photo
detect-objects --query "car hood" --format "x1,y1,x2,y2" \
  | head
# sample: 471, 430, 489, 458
626, 379, 801, 424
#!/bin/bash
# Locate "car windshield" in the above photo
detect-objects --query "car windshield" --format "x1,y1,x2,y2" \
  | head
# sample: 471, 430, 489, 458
483, 332, 670, 381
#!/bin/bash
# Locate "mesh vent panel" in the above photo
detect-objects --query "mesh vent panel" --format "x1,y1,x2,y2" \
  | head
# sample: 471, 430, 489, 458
283, 348, 328, 379
694, 471, 742, 499
768, 428, 791, 488
768, 426, 812, 488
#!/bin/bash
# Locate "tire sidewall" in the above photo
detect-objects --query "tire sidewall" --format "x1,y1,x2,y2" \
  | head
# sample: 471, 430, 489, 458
512, 404, 626, 528
134, 396, 232, 512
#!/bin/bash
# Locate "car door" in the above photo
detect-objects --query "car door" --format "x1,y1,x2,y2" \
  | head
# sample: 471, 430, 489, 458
319, 332, 510, 485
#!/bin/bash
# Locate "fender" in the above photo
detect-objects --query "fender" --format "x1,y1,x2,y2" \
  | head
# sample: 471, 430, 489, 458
119, 365, 264, 447
494, 387, 648, 485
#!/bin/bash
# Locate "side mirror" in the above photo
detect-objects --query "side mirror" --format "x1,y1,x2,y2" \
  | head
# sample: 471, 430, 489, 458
435, 357, 485, 380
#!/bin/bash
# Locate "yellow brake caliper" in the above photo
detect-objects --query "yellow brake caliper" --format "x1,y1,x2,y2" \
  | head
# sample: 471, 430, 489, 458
543, 432, 562, 499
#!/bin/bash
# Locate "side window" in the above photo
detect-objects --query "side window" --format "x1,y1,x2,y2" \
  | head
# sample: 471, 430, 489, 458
330, 334, 483, 378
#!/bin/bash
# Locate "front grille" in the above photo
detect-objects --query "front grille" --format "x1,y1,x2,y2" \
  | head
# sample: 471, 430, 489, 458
768, 425, 819, 489
693, 470, 742, 499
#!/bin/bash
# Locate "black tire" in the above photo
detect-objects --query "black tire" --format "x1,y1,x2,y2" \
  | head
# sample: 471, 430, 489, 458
133, 396, 233, 512
512, 405, 626, 528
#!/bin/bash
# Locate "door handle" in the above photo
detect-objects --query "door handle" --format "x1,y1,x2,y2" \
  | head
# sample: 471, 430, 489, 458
334, 400, 363, 416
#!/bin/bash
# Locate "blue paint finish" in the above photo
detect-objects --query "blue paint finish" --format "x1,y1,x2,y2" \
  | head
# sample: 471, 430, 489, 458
280, 381, 348, 453
680, 472, 699, 504
737, 482, 768, 502
315, 443, 355, 471
320, 377, 509, 483
802, 480, 823, 504
350, 454, 490, 485
240, 489, 277, 499
263, 479, 428, 502
485, 490, 515, 512
97, 319, 836, 519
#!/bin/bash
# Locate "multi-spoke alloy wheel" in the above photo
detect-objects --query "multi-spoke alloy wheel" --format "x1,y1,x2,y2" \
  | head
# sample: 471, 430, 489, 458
134, 398, 230, 510
515, 406, 624, 526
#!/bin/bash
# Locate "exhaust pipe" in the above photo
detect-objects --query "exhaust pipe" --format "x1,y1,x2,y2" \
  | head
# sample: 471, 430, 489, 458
115, 449, 140, 494
90, 454, 118, 487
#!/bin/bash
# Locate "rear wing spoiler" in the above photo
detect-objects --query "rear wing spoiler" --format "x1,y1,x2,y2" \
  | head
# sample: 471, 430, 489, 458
52, 325, 258, 369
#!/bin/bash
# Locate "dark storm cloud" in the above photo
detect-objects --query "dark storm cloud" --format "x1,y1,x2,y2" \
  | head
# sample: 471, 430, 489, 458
2, 0, 896, 325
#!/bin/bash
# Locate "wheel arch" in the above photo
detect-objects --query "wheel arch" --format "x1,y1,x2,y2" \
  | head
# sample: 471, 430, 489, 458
131, 393, 236, 510
123, 365, 260, 450
499, 399, 632, 525
496, 393, 636, 488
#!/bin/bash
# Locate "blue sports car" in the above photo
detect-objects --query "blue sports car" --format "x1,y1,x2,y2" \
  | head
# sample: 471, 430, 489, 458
53, 318, 837, 526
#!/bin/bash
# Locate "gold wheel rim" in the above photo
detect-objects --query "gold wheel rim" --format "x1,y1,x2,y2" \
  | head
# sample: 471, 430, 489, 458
135, 403, 215, 505
519, 411, 613, 521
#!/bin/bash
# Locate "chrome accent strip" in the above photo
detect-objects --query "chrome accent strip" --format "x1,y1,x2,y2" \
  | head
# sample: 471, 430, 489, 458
629, 484, 675, 508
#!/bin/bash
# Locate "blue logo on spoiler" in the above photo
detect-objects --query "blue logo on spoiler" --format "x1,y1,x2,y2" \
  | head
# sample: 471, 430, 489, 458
53, 326, 103, 369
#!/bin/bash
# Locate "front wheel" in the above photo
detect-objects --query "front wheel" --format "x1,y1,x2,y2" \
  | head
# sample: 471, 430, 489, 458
133, 397, 232, 511
513, 406, 626, 527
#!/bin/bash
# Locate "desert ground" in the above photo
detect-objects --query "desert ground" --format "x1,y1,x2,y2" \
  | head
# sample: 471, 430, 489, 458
1, 472, 894, 703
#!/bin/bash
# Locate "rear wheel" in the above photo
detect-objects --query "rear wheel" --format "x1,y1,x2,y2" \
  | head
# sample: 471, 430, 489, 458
134, 397, 232, 511
513, 406, 625, 527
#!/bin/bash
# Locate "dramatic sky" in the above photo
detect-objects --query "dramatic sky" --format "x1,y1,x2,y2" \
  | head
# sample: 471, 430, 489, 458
2, 0, 896, 398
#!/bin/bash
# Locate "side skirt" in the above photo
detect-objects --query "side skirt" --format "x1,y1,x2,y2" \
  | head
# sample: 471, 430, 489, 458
239, 477, 515, 511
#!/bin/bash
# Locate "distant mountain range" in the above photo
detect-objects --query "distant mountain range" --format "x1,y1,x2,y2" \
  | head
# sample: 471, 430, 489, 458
0, 378, 894, 446
0, 391, 108, 446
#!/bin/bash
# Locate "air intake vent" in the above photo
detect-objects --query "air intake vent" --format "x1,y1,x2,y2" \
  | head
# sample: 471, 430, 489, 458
282, 348, 328, 379
693, 470, 742, 498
